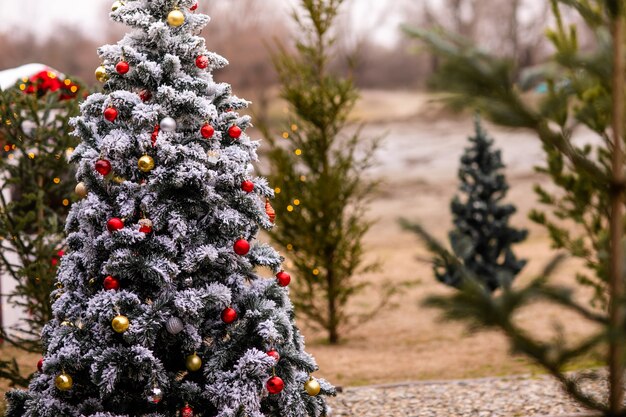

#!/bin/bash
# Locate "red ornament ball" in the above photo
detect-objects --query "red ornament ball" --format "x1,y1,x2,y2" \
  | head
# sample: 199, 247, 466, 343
267, 376, 285, 395
139, 219, 153, 234
221, 307, 238, 324
95, 159, 112, 176
37, 357, 44, 372
151, 124, 160, 146
228, 125, 242, 139
107, 218, 124, 232
233, 239, 250, 255
241, 180, 254, 193
51, 258, 59, 267
190, 2, 198, 11
181, 405, 194, 417
139, 89, 152, 102
196, 56, 209, 69
104, 107, 118, 122
116, 61, 130, 75
57, 250, 65, 258
276, 271, 291, 287
201, 123, 214, 139
267, 350, 280, 362
103, 275, 120, 291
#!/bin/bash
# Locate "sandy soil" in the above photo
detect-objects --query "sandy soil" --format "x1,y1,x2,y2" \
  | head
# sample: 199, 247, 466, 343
0, 93, 603, 405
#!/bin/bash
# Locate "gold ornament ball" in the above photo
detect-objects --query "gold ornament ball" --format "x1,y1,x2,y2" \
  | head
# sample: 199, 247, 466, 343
112, 315, 130, 333
185, 353, 202, 372
304, 377, 321, 396
138, 155, 155, 173
111, 1, 124, 11
95, 66, 109, 83
55, 372, 73, 391
75, 182, 88, 198
167, 9, 185, 27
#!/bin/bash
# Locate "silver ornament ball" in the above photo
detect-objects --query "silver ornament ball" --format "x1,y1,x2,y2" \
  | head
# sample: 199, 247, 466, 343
166, 317, 184, 335
160, 117, 177, 133
148, 386, 163, 404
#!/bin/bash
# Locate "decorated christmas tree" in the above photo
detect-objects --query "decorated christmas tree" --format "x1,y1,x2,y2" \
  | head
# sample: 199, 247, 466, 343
6, 1, 334, 416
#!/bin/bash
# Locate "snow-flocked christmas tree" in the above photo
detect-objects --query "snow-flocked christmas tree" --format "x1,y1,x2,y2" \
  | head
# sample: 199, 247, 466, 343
6, 1, 334, 416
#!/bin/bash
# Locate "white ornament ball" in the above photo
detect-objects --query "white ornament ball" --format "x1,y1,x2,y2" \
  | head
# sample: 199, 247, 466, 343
166, 317, 184, 335
160, 117, 177, 133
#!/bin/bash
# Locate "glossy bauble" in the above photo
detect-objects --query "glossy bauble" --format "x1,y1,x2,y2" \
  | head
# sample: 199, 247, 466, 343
221, 307, 238, 324
37, 357, 44, 372
267, 376, 285, 394
107, 218, 124, 232
148, 386, 163, 404
111, 1, 124, 11
190, 2, 198, 11
196, 56, 209, 69
103, 275, 120, 291
104, 107, 118, 122
181, 405, 194, 417
167, 9, 185, 27
228, 125, 242, 139
116, 61, 130, 75
139, 218, 153, 234
185, 353, 202, 372
160, 117, 177, 132
241, 180, 254, 193
112, 315, 130, 333
140, 89, 152, 102
267, 350, 280, 362
304, 377, 322, 396
95, 159, 112, 176
55, 372, 73, 391
200, 123, 214, 139
276, 271, 291, 287
233, 239, 250, 256
151, 124, 160, 145
75, 182, 88, 198
95, 65, 108, 83
266, 199, 276, 223
166, 317, 184, 335
138, 155, 155, 173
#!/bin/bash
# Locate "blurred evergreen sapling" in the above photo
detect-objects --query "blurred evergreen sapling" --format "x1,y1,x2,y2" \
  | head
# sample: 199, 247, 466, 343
0, 72, 82, 388
403, 118, 527, 292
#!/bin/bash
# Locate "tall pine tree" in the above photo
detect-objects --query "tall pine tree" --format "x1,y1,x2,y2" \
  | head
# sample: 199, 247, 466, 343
6, 1, 334, 416
260, 0, 384, 345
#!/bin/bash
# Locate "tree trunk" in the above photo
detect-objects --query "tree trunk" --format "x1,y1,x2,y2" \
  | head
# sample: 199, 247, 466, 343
608, 8, 625, 416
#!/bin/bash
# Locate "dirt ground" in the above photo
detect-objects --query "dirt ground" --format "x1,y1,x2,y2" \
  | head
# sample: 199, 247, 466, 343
0, 92, 602, 404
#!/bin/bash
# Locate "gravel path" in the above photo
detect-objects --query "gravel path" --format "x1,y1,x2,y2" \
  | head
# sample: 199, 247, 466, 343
327, 373, 606, 417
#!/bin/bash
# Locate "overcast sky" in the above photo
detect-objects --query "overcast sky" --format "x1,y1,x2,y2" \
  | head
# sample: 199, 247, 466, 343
0, 0, 406, 46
